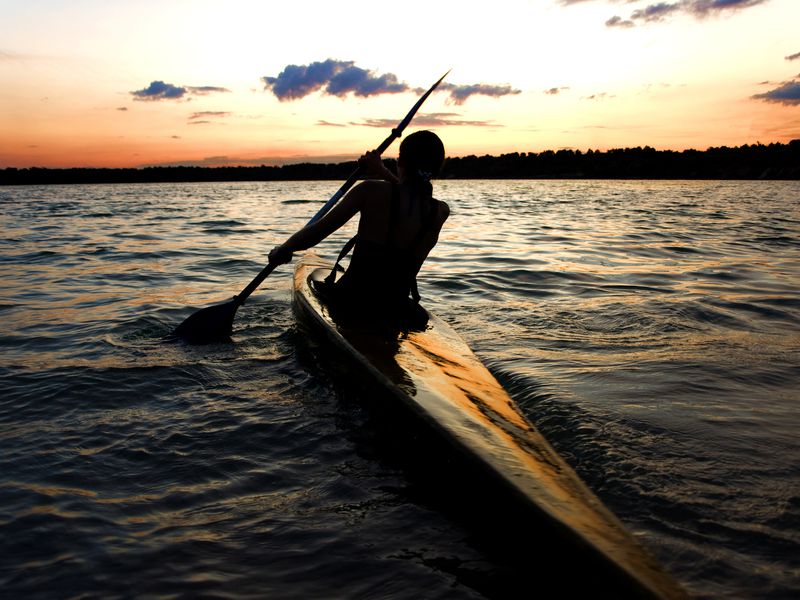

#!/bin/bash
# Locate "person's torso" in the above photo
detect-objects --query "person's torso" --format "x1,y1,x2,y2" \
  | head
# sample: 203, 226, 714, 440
336, 183, 442, 307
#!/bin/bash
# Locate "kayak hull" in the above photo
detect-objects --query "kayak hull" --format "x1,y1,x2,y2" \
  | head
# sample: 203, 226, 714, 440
293, 252, 685, 599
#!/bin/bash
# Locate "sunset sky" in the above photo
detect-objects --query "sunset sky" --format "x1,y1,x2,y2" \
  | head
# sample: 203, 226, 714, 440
1, 0, 798, 168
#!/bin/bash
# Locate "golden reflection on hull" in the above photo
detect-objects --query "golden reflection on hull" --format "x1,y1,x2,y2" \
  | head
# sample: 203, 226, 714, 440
293, 253, 685, 599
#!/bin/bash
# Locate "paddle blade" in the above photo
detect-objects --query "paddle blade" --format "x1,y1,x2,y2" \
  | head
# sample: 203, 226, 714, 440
170, 298, 238, 343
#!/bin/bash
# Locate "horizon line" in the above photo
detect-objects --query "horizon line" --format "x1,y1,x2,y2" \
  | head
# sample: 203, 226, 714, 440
4, 139, 798, 171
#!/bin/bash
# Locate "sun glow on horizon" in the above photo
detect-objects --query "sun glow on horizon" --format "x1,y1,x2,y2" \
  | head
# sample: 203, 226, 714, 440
1, 0, 798, 168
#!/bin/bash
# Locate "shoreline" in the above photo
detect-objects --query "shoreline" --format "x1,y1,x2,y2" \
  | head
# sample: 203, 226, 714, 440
3, 140, 798, 185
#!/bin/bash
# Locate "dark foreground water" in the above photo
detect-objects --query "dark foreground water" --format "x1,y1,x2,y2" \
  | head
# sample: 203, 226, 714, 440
1, 180, 798, 599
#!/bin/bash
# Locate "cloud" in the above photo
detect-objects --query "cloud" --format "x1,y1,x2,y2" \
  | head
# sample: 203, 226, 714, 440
186, 86, 231, 95
544, 87, 571, 95
439, 82, 521, 104
602, 0, 768, 27
752, 80, 800, 106
318, 112, 497, 128
683, 0, 767, 17
263, 59, 520, 105
262, 60, 409, 100
117, 107, 128, 111
189, 111, 231, 120
130, 81, 230, 101
787, 52, 800, 61
131, 81, 188, 100
187, 111, 230, 125
359, 112, 498, 127
631, 2, 680, 22
583, 92, 613, 100
606, 15, 635, 27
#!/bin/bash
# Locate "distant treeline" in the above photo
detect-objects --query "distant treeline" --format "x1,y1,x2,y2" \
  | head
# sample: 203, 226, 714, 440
2, 140, 798, 185
444, 141, 800, 180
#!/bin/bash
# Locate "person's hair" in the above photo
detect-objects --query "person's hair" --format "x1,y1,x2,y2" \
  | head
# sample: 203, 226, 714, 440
399, 130, 445, 197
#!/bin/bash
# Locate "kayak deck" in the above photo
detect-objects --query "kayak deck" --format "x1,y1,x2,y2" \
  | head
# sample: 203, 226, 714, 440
293, 252, 685, 599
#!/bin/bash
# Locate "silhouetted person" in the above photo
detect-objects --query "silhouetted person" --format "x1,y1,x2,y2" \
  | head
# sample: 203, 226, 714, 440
269, 130, 448, 327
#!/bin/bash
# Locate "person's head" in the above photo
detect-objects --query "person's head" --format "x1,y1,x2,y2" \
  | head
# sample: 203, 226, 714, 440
398, 130, 445, 188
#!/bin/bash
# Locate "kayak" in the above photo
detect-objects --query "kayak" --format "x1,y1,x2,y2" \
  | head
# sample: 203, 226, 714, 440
293, 252, 685, 599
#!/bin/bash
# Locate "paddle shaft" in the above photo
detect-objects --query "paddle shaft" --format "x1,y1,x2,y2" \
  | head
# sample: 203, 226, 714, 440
232, 136, 391, 307
232, 71, 450, 308
233, 132, 396, 306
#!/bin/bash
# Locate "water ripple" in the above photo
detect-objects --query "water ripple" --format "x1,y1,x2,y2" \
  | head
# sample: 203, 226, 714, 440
1, 180, 799, 599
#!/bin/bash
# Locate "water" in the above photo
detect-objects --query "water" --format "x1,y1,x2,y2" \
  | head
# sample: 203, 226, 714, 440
1, 180, 798, 599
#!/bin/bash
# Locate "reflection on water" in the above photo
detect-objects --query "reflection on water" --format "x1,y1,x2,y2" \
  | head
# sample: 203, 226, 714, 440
1, 180, 799, 599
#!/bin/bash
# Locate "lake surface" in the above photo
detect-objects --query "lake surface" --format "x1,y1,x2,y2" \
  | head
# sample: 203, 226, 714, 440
1, 180, 798, 598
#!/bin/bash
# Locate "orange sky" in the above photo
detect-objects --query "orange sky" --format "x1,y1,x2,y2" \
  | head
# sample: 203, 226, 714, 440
1, 0, 798, 168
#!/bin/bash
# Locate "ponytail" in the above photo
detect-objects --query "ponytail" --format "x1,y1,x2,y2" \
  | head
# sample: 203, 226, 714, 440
409, 169, 434, 199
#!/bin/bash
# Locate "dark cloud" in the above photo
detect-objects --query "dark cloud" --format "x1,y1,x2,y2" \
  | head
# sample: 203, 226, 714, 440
631, 2, 680, 22
787, 52, 800, 61
684, 0, 767, 17
186, 86, 231, 95
606, 15, 635, 27
439, 82, 521, 105
117, 107, 128, 111
189, 111, 231, 120
544, 87, 571, 95
262, 60, 409, 101
263, 60, 519, 105
602, 0, 768, 27
130, 81, 230, 101
132, 81, 186, 100
752, 80, 800, 106
189, 110, 231, 125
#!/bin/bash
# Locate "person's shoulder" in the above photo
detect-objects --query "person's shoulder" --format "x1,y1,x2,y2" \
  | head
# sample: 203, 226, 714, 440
433, 198, 450, 221
348, 179, 391, 207
355, 179, 392, 194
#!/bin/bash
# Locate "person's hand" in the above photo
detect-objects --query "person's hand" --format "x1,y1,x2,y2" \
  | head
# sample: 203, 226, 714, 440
269, 245, 293, 265
358, 150, 386, 178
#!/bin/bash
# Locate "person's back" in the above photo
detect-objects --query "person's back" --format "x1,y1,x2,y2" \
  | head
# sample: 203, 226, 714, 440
334, 179, 449, 319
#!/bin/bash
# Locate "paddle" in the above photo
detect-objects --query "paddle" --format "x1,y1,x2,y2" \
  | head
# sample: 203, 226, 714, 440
171, 70, 450, 343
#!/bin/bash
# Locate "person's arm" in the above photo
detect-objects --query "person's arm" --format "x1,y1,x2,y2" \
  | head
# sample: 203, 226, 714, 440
268, 180, 379, 264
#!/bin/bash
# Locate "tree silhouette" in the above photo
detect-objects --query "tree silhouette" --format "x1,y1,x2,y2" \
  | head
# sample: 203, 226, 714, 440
2, 140, 798, 185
